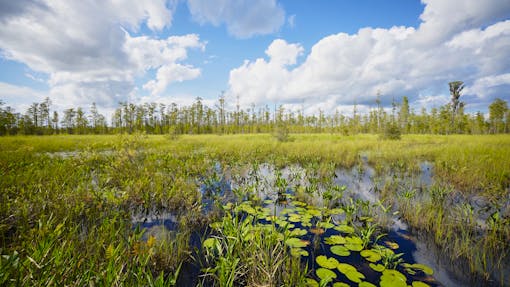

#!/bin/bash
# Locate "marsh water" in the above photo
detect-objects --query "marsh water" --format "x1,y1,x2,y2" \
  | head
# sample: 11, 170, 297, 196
131, 158, 507, 287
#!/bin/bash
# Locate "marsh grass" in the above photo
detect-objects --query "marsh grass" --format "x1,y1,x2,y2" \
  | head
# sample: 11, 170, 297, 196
1, 133, 509, 286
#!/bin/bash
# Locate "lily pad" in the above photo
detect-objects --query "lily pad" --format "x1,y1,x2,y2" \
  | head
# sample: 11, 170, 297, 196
344, 236, 364, 251
368, 263, 385, 272
202, 238, 218, 249
288, 215, 302, 223
337, 263, 365, 283
359, 282, 377, 287
380, 269, 407, 287
306, 278, 319, 287
289, 228, 308, 237
316, 255, 339, 269
318, 221, 335, 229
290, 248, 309, 257
402, 263, 433, 275
334, 224, 355, 234
329, 208, 345, 215
316, 268, 337, 281
308, 208, 322, 217
412, 282, 431, 287
330, 245, 350, 257
324, 235, 346, 245
286, 237, 310, 248
384, 241, 399, 250
360, 249, 382, 263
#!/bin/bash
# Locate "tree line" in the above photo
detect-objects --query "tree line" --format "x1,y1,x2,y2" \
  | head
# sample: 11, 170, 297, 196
0, 82, 508, 136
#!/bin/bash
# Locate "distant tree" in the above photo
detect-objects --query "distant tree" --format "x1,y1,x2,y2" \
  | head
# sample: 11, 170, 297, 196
489, 98, 508, 133
62, 108, 76, 134
52, 111, 59, 133
448, 81, 464, 133
399, 96, 410, 133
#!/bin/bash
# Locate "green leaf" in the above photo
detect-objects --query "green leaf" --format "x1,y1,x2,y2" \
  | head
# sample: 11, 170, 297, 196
203, 238, 218, 249
380, 269, 407, 287
330, 245, 350, 257
286, 237, 310, 248
316, 268, 337, 281
289, 228, 308, 237
290, 248, 309, 257
402, 263, 434, 275
333, 283, 350, 287
329, 208, 345, 215
360, 249, 381, 263
306, 278, 319, 287
412, 282, 431, 287
324, 235, 346, 245
316, 255, 339, 269
359, 282, 377, 287
344, 236, 363, 251
337, 263, 365, 283
334, 224, 354, 234
368, 263, 385, 272
318, 221, 335, 229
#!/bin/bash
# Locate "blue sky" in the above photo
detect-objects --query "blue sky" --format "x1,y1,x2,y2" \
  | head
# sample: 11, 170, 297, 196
0, 0, 509, 117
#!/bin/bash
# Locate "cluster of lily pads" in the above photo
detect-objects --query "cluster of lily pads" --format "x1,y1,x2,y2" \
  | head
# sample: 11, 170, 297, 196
201, 194, 435, 287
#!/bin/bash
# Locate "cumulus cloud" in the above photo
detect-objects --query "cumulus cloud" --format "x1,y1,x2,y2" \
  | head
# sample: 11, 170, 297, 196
228, 0, 510, 113
0, 0, 203, 109
187, 0, 285, 38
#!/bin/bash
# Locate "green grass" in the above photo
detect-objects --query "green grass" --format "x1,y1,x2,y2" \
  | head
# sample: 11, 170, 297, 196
0, 133, 509, 286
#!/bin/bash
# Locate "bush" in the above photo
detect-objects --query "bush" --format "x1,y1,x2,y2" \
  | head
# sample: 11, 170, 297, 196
381, 123, 401, 140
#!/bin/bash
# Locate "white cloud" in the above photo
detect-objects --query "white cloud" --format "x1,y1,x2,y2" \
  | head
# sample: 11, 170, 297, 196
228, 0, 510, 114
0, 0, 204, 110
187, 0, 285, 38
0, 82, 46, 112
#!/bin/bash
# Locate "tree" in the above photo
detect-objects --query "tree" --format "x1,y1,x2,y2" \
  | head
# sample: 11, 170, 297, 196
488, 98, 508, 133
448, 81, 464, 133
399, 96, 410, 133
62, 108, 76, 134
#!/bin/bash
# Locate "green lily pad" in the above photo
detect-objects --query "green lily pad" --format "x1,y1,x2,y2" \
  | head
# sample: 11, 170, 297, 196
276, 219, 294, 229
202, 238, 218, 249
330, 245, 350, 256
294, 201, 307, 207
334, 224, 355, 234
316, 255, 339, 269
308, 208, 322, 217
359, 282, 377, 287
402, 263, 434, 275
368, 263, 385, 272
344, 236, 364, 251
360, 249, 382, 263
289, 228, 308, 237
337, 263, 365, 283
290, 247, 309, 257
318, 221, 335, 229
306, 278, 319, 287
288, 215, 301, 222
412, 282, 431, 287
286, 237, 309, 248
380, 269, 407, 287
324, 235, 346, 245
329, 208, 345, 215
316, 268, 337, 281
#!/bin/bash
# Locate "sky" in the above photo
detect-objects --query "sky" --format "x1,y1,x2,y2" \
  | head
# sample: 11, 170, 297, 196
0, 0, 509, 117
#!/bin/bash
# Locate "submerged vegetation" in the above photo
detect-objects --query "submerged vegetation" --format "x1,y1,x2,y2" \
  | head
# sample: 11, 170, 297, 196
1, 134, 509, 286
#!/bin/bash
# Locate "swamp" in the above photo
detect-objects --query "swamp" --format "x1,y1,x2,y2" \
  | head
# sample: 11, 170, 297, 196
1, 133, 509, 286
